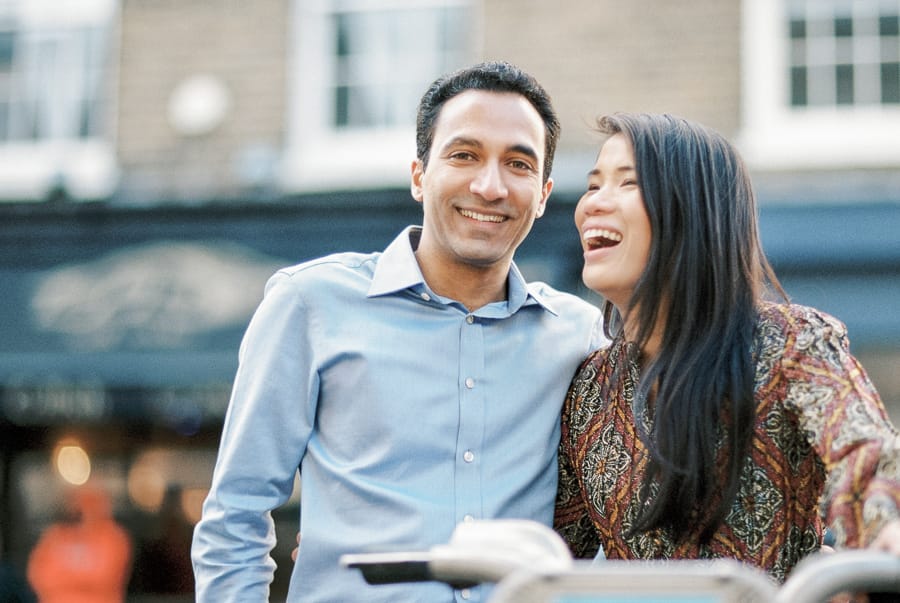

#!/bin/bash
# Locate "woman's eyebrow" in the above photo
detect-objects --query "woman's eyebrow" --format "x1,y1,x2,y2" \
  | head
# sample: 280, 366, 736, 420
587, 165, 636, 178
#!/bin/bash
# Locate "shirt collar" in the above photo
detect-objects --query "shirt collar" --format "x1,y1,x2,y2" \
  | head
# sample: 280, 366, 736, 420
368, 225, 559, 316
368, 226, 428, 297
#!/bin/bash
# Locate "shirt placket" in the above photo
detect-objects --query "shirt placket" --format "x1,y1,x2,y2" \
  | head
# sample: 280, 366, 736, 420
454, 312, 485, 601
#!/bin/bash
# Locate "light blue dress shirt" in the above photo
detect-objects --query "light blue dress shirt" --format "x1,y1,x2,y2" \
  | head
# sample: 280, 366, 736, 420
192, 226, 605, 602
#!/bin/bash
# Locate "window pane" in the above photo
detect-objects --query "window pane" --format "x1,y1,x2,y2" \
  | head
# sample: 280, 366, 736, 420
335, 84, 349, 127
0, 30, 14, 64
791, 65, 808, 106
335, 14, 350, 56
883, 34, 899, 61
836, 63, 854, 104
790, 38, 806, 65
0, 14, 112, 142
835, 37, 854, 64
880, 15, 899, 36
329, 4, 471, 130
882, 62, 900, 103
785, 1, 900, 109
834, 17, 853, 37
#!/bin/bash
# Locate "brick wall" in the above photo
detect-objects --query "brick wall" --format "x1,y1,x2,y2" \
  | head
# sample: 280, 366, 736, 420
117, 0, 288, 202
481, 0, 742, 154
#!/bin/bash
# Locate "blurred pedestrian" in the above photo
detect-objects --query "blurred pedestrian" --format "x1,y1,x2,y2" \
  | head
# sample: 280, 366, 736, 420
26, 483, 132, 603
130, 485, 194, 594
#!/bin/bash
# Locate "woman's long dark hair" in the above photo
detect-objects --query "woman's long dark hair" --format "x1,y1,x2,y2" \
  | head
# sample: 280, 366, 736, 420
599, 113, 786, 543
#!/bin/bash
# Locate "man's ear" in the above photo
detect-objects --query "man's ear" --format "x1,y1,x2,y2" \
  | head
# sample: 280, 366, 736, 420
410, 159, 425, 203
535, 177, 553, 218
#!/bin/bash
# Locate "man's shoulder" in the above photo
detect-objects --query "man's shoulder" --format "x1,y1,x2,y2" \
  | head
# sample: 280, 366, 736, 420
260, 251, 382, 302
273, 250, 381, 282
527, 281, 601, 318
525, 281, 607, 353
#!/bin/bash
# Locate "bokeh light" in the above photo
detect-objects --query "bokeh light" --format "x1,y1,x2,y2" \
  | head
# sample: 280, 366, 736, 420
180, 487, 207, 524
55, 443, 91, 485
127, 455, 168, 513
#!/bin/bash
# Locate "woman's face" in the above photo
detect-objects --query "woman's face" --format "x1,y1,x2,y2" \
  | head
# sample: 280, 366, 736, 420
574, 133, 652, 311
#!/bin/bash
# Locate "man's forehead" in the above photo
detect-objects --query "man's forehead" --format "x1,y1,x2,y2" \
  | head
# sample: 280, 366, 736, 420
436, 89, 540, 120
432, 90, 546, 151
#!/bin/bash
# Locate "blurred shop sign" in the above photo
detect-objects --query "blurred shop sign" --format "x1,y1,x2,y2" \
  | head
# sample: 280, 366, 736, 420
1, 383, 231, 427
0, 239, 288, 391
2, 383, 108, 423
31, 240, 281, 351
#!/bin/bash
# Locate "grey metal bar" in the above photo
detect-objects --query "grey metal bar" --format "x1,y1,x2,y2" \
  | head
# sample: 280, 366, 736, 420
774, 551, 900, 603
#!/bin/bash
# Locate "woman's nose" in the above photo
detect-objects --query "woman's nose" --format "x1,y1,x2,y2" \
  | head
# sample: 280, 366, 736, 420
578, 188, 614, 215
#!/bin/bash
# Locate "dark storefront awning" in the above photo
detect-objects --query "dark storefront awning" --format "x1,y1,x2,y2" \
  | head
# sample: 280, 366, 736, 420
0, 239, 284, 426
1, 199, 898, 424
0, 198, 424, 424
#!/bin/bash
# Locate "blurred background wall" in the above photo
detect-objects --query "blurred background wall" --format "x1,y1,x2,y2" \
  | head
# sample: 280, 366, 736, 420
0, 0, 897, 600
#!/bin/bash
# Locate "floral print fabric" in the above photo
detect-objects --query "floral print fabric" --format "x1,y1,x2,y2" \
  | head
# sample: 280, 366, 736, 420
555, 302, 900, 582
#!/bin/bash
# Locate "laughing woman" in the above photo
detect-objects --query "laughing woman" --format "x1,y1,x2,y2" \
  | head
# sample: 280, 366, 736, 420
554, 112, 900, 582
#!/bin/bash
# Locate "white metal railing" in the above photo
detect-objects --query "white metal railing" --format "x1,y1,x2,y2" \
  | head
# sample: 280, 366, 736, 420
341, 519, 900, 603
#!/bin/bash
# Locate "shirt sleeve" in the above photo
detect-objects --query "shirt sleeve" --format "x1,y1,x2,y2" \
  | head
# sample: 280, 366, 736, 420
554, 375, 602, 559
780, 307, 900, 548
192, 270, 317, 600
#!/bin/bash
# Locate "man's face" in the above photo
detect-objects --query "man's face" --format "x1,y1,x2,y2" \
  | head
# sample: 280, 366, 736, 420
411, 90, 552, 272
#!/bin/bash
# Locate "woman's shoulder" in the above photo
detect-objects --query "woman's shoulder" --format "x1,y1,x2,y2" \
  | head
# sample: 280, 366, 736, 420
758, 300, 848, 339
756, 301, 852, 369
579, 336, 625, 370
568, 338, 627, 396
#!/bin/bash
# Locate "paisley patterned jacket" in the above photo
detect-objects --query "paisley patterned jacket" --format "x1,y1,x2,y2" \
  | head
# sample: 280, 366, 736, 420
555, 302, 900, 582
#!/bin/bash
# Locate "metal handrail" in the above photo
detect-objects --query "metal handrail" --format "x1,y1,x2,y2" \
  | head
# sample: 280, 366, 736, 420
340, 520, 900, 602
488, 558, 778, 603
773, 550, 900, 603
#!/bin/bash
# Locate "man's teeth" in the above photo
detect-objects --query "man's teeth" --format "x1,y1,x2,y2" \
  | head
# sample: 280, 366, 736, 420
583, 228, 623, 246
459, 209, 505, 223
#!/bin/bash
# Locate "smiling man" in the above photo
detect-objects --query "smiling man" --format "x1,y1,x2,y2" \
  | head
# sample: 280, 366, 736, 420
191, 61, 605, 602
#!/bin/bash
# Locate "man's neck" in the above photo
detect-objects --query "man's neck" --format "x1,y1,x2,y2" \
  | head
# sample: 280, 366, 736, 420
414, 250, 510, 312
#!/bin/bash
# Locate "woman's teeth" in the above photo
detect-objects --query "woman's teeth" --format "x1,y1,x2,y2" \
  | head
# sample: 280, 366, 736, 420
583, 228, 622, 248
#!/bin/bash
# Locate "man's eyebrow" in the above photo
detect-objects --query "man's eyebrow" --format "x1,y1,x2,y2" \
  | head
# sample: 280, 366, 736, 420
441, 136, 482, 152
509, 143, 539, 163
441, 137, 539, 163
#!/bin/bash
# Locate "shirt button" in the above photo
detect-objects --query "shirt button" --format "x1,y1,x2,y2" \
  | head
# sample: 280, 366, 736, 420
463, 450, 475, 463
465, 377, 475, 389
420, 292, 431, 301
463, 514, 475, 523
466, 315, 475, 324
460, 588, 471, 600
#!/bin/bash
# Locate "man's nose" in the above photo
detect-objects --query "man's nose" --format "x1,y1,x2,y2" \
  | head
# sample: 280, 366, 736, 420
469, 163, 508, 201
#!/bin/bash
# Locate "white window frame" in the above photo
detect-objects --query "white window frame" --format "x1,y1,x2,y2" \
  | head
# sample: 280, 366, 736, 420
739, 0, 900, 170
0, 0, 118, 202
281, 0, 478, 192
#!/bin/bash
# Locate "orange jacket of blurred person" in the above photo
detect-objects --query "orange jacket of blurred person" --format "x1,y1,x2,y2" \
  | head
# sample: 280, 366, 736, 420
26, 485, 132, 603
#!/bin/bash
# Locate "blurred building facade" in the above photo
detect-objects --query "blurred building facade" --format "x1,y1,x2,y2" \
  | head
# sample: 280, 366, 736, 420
0, 0, 898, 600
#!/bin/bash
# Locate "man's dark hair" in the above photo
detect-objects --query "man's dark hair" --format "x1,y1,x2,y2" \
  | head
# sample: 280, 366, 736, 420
415, 61, 560, 183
